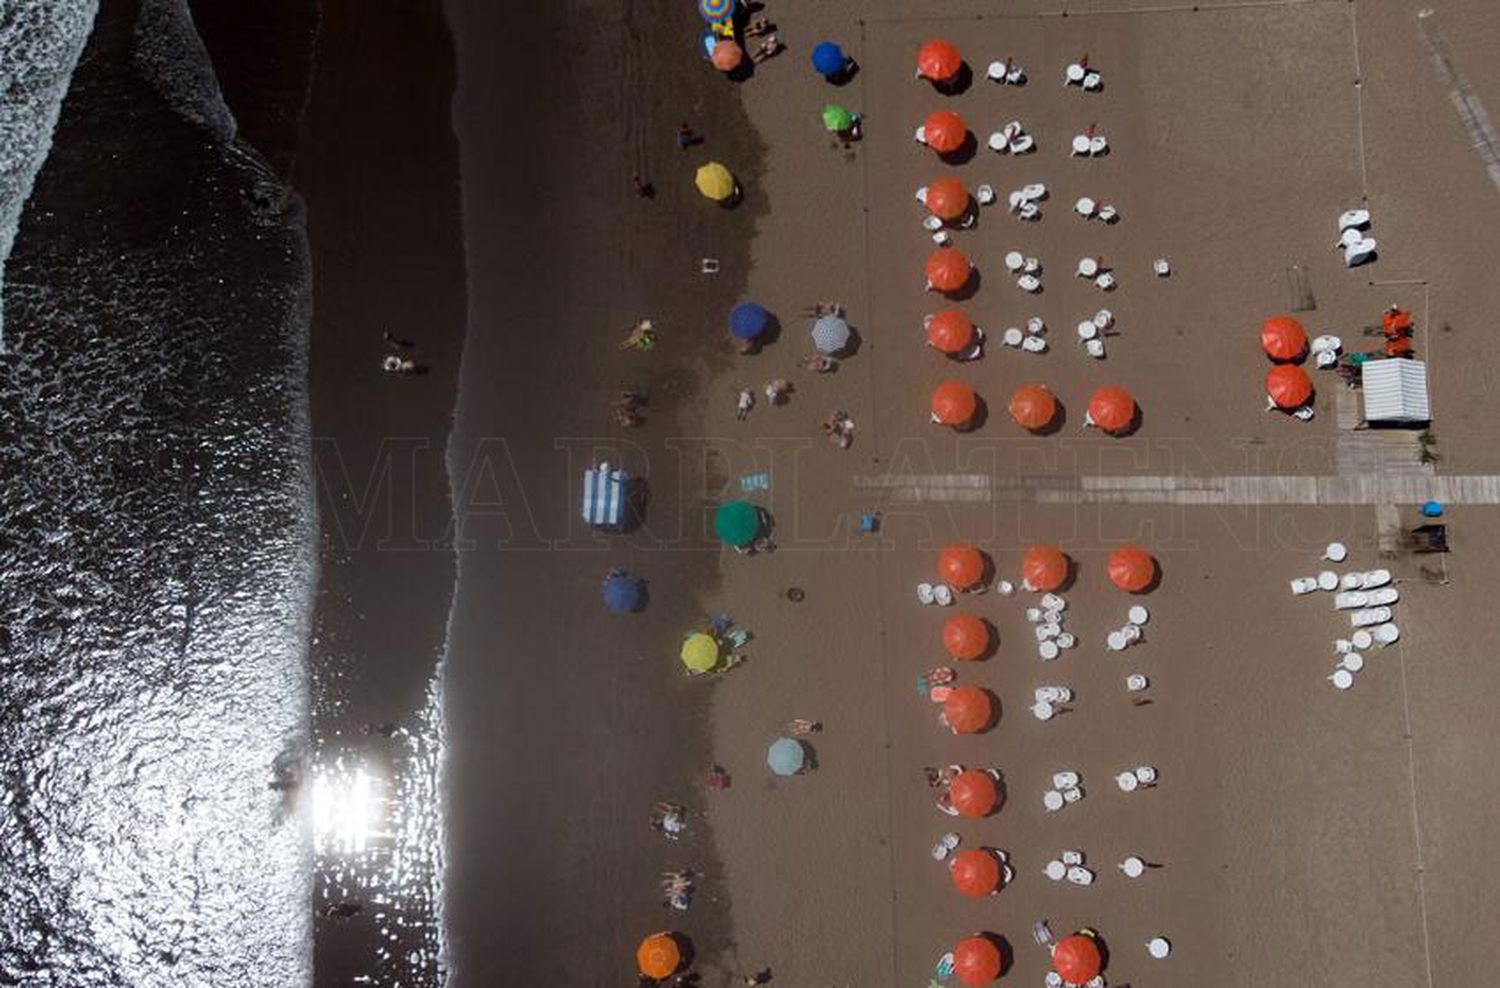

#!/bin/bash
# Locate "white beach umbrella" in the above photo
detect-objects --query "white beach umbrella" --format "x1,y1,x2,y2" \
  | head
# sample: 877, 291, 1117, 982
811, 315, 851, 354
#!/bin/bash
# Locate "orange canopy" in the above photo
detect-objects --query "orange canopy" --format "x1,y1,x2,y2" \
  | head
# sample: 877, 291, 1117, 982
924, 110, 967, 153
1384, 336, 1413, 357
949, 849, 1000, 897
949, 769, 998, 817
1266, 363, 1313, 408
926, 309, 975, 354
1052, 934, 1102, 984
943, 685, 991, 734
637, 933, 681, 979
1382, 307, 1413, 336
953, 935, 1002, 986
925, 178, 970, 220
917, 39, 962, 82
931, 379, 977, 426
1021, 544, 1068, 592
1261, 315, 1308, 362
1009, 384, 1057, 431
1088, 386, 1135, 434
1108, 546, 1156, 592
710, 39, 743, 72
925, 249, 971, 293
937, 543, 984, 589
942, 613, 990, 660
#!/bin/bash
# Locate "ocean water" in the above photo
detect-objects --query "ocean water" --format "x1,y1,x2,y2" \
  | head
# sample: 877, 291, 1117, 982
0, 2, 317, 984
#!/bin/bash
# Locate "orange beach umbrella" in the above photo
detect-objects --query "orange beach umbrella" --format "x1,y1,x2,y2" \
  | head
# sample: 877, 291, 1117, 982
926, 309, 975, 354
1052, 934, 1102, 984
924, 110, 967, 153
917, 39, 962, 82
1266, 364, 1313, 408
953, 935, 1002, 986
1021, 544, 1068, 592
710, 39, 743, 72
1107, 546, 1156, 592
1261, 315, 1308, 362
949, 849, 1001, 897
925, 178, 970, 220
937, 543, 985, 589
949, 769, 998, 817
943, 685, 992, 734
1009, 384, 1057, 431
637, 933, 681, 979
942, 613, 989, 660
925, 249, 972, 293
1088, 386, 1136, 434
931, 379, 978, 426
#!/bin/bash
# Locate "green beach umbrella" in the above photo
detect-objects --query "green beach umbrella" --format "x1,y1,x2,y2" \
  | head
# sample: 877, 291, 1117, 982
822, 104, 855, 133
713, 500, 761, 547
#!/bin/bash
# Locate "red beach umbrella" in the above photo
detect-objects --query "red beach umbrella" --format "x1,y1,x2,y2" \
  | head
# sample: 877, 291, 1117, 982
937, 543, 985, 589
925, 178, 970, 220
942, 613, 989, 660
926, 309, 975, 354
924, 110, 967, 153
1266, 364, 1313, 409
1107, 546, 1156, 592
953, 935, 1002, 986
931, 379, 978, 426
949, 849, 1000, 897
917, 39, 962, 82
1261, 315, 1308, 362
948, 770, 998, 817
1052, 934, 1102, 984
942, 685, 992, 734
710, 39, 743, 72
1088, 386, 1136, 434
925, 249, 972, 294
1008, 384, 1057, 431
1021, 544, 1068, 592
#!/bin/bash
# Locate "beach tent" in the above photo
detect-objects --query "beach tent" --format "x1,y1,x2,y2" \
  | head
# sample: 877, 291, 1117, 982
930, 379, 978, 426
1021, 544, 1068, 592
925, 249, 972, 294
695, 162, 736, 201
924, 110, 967, 153
949, 849, 1000, 897
1261, 315, 1308, 362
1266, 364, 1313, 409
925, 178, 969, 220
943, 685, 992, 734
937, 543, 984, 589
811, 41, 846, 77
952, 935, 1002, 986
729, 302, 770, 340
942, 613, 989, 660
916, 39, 962, 83
637, 933, 682, 979
1107, 546, 1156, 593
766, 737, 805, 776
822, 104, 855, 133
926, 309, 974, 354
1052, 934, 1102, 984
1009, 384, 1057, 431
680, 633, 719, 673
1362, 358, 1430, 423
811, 314, 851, 354
602, 572, 645, 613
582, 464, 628, 528
698, 0, 733, 22
949, 769, 998, 817
713, 499, 761, 547
1087, 386, 1136, 434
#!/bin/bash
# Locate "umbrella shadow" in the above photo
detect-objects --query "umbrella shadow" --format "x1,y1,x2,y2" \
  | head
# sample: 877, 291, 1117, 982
978, 688, 1002, 732
933, 62, 973, 95
1031, 399, 1068, 437
943, 267, 983, 302
975, 618, 999, 661
758, 313, 782, 348
798, 741, 818, 773
834, 325, 862, 358
1132, 561, 1163, 595
827, 58, 860, 85
957, 395, 988, 432
936, 131, 979, 166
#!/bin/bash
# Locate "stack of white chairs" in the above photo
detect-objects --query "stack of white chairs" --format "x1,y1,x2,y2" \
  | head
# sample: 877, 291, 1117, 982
1027, 592, 1076, 660
1337, 206, 1376, 267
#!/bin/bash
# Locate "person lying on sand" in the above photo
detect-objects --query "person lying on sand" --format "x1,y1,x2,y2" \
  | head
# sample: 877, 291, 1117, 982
612, 406, 642, 427
799, 354, 836, 373
381, 355, 417, 374
801, 301, 842, 317
750, 35, 782, 63
735, 388, 754, 420
619, 319, 656, 350
764, 379, 792, 405
743, 15, 773, 37
786, 719, 821, 736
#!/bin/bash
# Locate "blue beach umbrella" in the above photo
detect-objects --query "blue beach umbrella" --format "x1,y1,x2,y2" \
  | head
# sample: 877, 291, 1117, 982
767, 737, 806, 776
729, 302, 770, 340
699, 0, 734, 23
602, 572, 645, 613
811, 41, 846, 76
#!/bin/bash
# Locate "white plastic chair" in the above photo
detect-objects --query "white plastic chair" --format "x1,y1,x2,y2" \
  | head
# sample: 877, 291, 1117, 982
976, 184, 996, 206
1292, 406, 1315, 421
1094, 273, 1116, 291
1153, 256, 1170, 275
1035, 624, 1058, 642
1099, 306, 1119, 324
1017, 202, 1040, 221
1018, 275, 1041, 293
1042, 608, 1062, 623
1061, 849, 1084, 866
934, 584, 955, 606
1062, 786, 1082, 803
1021, 183, 1047, 201
1008, 133, 1035, 154
1056, 633, 1076, 649
986, 60, 1006, 81
987, 131, 1008, 152
1317, 570, 1339, 591
1335, 638, 1353, 653
1290, 577, 1317, 595
917, 582, 935, 604
1027, 316, 1046, 335
1147, 937, 1172, 959
1351, 629, 1374, 650
1345, 238, 1377, 266
1082, 70, 1102, 91
915, 186, 928, 203
1045, 858, 1066, 878
1064, 63, 1085, 84
1311, 334, 1342, 353
1004, 250, 1025, 272
1041, 592, 1065, 610
1106, 631, 1128, 651
1339, 208, 1370, 230
1003, 327, 1024, 347
1024, 256, 1041, 273
1046, 973, 1064, 988
1053, 771, 1080, 789
996, 579, 1014, 595
1085, 339, 1106, 358
1075, 196, 1096, 217
1077, 320, 1098, 341
1128, 604, 1149, 625
1022, 335, 1047, 353
1077, 257, 1100, 278
1330, 668, 1355, 690
1315, 351, 1337, 368
1339, 652, 1365, 672
1126, 673, 1148, 691
1024, 606, 1043, 623
1120, 856, 1145, 878
1134, 765, 1158, 784
1066, 866, 1094, 886
1071, 134, 1091, 156
1006, 63, 1025, 85
1032, 700, 1056, 721
1008, 189, 1025, 212
1323, 541, 1347, 562
1336, 227, 1363, 249
1089, 135, 1109, 155
922, 215, 943, 232
914, 126, 927, 144
1038, 640, 1060, 661
1002, 120, 1023, 140
932, 230, 951, 246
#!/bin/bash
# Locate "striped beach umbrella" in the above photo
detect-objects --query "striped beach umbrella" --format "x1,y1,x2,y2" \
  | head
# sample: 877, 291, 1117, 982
811, 314, 851, 354
698, 0, 733, 22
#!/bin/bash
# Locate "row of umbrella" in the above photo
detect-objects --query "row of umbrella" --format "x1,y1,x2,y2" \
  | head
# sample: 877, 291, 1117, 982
728, 301, 851, 353
929, 380, 1137, 434
940, 932, 1104, 986
937, 542, 1157, 594
1261, 315, 1315, 409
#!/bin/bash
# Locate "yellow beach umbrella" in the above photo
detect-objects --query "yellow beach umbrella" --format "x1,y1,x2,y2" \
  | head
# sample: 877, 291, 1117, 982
680, 632, 719, 672
695, 162, 735, 201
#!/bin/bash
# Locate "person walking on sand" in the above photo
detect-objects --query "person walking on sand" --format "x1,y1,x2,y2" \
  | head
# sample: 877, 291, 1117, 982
735, 388, 754, 420
619, 320, 656, 351
382, 330, 413, 348
632, 172, 654, 198
676, 122, 698, 150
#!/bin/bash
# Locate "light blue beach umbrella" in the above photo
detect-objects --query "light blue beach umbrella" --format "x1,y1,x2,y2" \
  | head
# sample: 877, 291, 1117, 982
766, 737, 805, 776
811, 314, 851, 355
